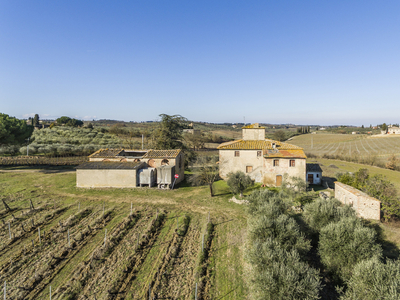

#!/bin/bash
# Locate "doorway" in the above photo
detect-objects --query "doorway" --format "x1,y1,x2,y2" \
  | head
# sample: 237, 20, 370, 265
276, 175, 282, 187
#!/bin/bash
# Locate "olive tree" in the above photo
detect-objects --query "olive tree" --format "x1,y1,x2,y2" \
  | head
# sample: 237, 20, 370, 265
319, 217, 382, 281
226, 171, 253, 197
342, 258, 400, 300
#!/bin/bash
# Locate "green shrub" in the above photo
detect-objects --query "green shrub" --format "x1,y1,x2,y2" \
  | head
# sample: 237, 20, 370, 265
303, 198, 355, 232
341, 258, 400, 300
319, 217, 382, 281
246, 239, 321, 300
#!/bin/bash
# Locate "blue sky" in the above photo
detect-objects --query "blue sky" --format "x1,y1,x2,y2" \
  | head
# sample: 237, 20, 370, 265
1, 1, 399, 125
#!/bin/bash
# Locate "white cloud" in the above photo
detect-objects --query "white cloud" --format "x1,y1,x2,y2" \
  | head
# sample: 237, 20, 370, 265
82, 115, 97, 120
22, 113, 35, 118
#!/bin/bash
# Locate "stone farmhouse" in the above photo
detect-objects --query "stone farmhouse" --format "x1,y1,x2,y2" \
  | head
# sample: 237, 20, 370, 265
76, 149, 184, 188
388, 126, 400, 134
217, 124, 307, 186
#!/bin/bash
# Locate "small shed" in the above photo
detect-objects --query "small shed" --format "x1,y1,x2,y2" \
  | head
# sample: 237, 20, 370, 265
306, 163, 323, 185
76, 161, 145, 188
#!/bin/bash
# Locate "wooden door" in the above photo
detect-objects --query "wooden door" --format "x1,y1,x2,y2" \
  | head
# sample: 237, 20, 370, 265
276, 175, 282, 187
308, 174, 314, 184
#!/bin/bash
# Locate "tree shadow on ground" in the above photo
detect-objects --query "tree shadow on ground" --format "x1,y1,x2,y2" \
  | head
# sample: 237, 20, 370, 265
364, 220, 400, 260
293, 214, 340, 300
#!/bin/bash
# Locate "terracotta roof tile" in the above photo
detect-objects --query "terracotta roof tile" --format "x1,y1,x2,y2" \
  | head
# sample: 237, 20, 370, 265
217, 139, 303, 150
242, 123, 265, 129
142, 149, 181, 159
89, 149, 124, 158
76, 161, 144, 170
264, 149, 307, 159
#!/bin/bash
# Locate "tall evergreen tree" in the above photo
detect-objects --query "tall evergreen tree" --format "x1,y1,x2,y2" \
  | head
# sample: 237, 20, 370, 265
153, 114, 187, 149
33, 114, 40, 126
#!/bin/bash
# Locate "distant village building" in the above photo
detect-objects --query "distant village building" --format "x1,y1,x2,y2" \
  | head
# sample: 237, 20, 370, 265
182, 129, 201, 135
217, 123, 307, 186
76, 149, 184, 188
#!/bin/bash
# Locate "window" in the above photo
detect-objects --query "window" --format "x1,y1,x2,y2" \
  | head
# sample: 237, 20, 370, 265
289, 160, 295, 167
257, 151, 262, 157
246, 166, 253, 173
234, 151, 240, 157
316, 174, 319, 178
273, 159, 279, 167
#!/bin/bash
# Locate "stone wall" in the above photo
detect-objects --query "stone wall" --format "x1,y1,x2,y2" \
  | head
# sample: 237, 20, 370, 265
263, 158, 306, 186
89, 153, 184, 184
242, 128, 265, 140
334, 181, 381, 220
77, 169, 139, 188
219, 150, 264, 182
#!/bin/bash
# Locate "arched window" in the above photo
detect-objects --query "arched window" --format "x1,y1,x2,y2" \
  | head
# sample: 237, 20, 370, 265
147, 159, 155, 168
161, 159, 169, 165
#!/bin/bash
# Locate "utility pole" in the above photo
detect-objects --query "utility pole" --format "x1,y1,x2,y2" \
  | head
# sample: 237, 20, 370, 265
26, 137, 30, 156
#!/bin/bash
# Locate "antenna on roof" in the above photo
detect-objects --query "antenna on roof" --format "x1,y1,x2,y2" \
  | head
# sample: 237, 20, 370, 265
244, 116, 245, 125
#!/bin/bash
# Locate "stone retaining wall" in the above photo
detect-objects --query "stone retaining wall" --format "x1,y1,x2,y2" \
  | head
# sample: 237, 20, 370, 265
334, 181, 381, 220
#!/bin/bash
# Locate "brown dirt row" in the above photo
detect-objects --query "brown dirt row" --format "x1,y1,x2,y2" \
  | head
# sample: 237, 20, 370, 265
54, 211, 144, 299
104, 212, 168, 300
76, 210, 163, 299
198, 223, 215, 300
0, 204, 68, 255
133, 224, 183, 299
6, 209, 113, 299
152, 217, 200, 299
0, 206, 70, 267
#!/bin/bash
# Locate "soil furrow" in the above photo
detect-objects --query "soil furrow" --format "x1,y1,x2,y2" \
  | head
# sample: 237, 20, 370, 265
0, 206, 69, 257
54, 211, 143, 299
161, 221, 200, 299
16, 210, 114, 300
104, 213, 167, 300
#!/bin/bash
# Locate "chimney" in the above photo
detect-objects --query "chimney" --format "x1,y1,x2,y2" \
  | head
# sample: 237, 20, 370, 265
272, 143, 276, 149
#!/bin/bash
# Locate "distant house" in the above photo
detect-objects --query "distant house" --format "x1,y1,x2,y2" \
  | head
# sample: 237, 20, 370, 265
388, 126, 400, 134
306, 163, 322, 185
218, 123, 306, 186
76, 149, 184, 188
182, 129, 201, 135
